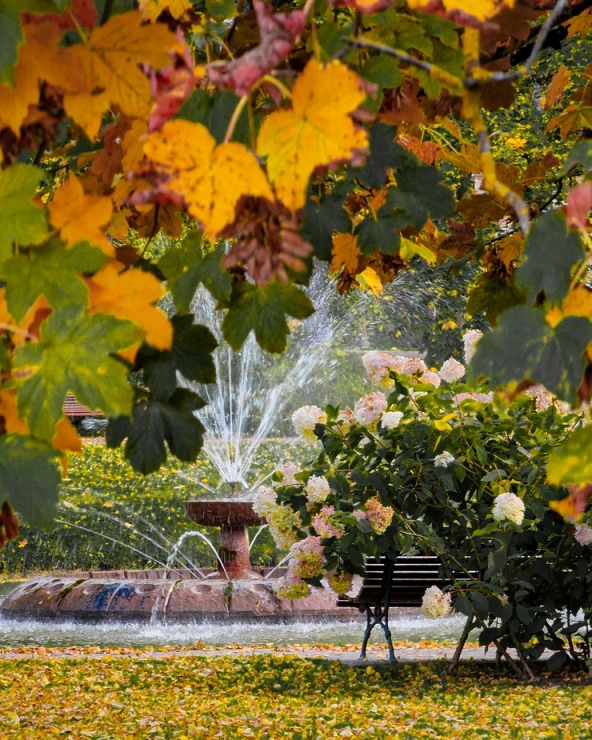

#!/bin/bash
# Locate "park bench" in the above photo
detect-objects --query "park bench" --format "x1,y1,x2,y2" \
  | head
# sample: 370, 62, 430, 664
336, 555, 476, 663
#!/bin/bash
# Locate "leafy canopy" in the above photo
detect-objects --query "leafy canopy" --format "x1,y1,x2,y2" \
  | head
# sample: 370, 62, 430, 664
0, 0, 591, 535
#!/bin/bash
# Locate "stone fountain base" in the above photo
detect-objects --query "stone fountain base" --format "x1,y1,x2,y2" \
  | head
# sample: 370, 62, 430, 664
1, 569, 357, 622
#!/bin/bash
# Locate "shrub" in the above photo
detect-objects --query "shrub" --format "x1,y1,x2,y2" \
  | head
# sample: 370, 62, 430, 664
263, 343, 592, 669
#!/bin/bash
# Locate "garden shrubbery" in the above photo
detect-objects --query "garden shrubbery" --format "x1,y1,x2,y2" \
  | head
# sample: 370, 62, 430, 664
257, 339, 592, 672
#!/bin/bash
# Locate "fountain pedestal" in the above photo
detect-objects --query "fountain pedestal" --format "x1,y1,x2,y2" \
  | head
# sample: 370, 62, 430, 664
184, 500, 265, 579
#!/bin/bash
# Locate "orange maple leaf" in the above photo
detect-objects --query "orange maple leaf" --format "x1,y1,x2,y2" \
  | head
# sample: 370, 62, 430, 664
138, 0, 192, 21
257, 60, 368, 211
84, 262, 172, 352
331, 233, 361, 275
49, 175, 114, 255
59, 11, 176, 139
0, 389, 29, 435
0, 22, 64, 134
407, 0, 515, 22
143, 119, 272, 239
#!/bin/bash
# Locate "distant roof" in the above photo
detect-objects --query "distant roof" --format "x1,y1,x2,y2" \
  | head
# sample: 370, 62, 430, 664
63, 393, 104, 418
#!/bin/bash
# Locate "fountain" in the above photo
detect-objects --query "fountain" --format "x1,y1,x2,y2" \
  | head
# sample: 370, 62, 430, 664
1, 266, 354, 622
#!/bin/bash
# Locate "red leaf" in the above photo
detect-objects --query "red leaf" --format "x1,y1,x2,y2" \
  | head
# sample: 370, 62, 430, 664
206, 0, 305, 96
566, 181, 592, 229
22, 0, 97, 30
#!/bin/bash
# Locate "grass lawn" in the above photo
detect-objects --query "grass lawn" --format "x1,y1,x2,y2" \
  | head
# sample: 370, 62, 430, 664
1, 649, 590, 738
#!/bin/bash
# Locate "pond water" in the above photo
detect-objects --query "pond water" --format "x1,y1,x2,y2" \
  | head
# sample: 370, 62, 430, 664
0, 584, 467, 648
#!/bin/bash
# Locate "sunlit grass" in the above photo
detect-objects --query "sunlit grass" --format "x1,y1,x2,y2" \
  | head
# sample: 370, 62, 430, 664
1, 652, 590, 738
0, 439, 312, 576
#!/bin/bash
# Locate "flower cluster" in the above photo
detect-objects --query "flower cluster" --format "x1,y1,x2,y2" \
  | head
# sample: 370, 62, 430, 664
291, 405, 326, 441
313, 505, 345, 539
462, 329, 483, 364
574, 523, 592, 546
277, 462, 301, 485
434, 451, 455, 468
354, 392, 387, 428
381, 410, 404, 430
422, 586, 452, 618
288, 536, 325, 579
492, 492, 525, 526
364, 498, 394, 535
305, 475, 330, 504
324, 570, 364, 597
438, 357, 465, 383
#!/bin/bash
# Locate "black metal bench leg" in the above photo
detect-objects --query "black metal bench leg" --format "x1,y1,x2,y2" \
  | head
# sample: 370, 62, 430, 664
359, 606, 373, 660
380, 620, 397, 664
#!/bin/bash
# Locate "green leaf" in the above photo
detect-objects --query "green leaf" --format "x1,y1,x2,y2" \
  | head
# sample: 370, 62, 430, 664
471, 306, 592, 402
0, 164, 47, 260
302, 193, 350, 261
139, 315, 217, 401
0, 434, 60, 528
546, 426, 592, 486
222, 281, 314, 353
356, 123, 399, 189
14, 308, 143, 440
466, 275, 525, 325
0, 4, 22, 86
205, 0, 237, 21
387, 156, 456, 228
559, 140, 592, 177
106, 389, 206, 475
355, 212, 401, 255
0, 239, 107, 323
517, 212, 584, 304
159, 234, 231, 313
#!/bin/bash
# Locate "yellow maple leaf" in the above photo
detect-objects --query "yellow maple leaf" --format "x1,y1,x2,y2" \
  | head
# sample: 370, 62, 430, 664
144, 119, 272, 239
49, 175, 114, 254
60, 11, 175, 139
399, 237, 436, 265
84, 261, 172, 351
408, 0, 515, 21
0, 22, 64, 134
53, 416, 82, 476
331, 233, 361, 275
0, 389, 29, 435
257, 60, 368, 211
138, 0, 192, 21
356, 266, 383, 298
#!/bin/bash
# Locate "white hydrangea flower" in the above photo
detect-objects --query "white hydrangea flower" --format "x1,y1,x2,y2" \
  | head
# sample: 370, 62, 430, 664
305, 475, 330, 504
421, 370, 441, 388
439, 357, 466, 383
291, 405, 326, 441
362, 350, 398, 388
381, 410, 404, 430
354, 392, 387, 428
252, 485, 277, 516
463, 329, 483, 365
492, 491, 525, 526
574, 523, 592, 546
277, 462, 301, 486
434, 451, 455, 468
422, 586, 452, 618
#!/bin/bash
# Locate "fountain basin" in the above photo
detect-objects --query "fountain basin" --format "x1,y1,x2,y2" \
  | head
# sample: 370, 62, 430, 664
0, 571, 353, 622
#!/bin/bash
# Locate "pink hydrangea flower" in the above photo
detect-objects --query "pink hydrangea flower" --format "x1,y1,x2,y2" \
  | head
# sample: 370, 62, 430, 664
354, 392, 387, 428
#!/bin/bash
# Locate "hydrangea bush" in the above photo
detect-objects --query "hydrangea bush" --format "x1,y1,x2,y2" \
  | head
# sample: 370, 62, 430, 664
258, 339, 592, 671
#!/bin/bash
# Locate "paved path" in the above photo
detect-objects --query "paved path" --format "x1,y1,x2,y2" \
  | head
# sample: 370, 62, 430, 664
0, 642, 541, 666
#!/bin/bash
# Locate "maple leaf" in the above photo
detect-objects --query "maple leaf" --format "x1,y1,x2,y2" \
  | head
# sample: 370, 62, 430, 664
221, 196, 312, 285
48, 175, 113, 254
138, 0, 192, 22
331, 233, 361, 276
142, 119, 272, 239
84, 262, 173, 352
0, 434, 61, 528
407, 0, 515, 24
21, 0, 98, 30
356, 266, 383, 297
543, 66, 570, 110
206, 0, 306, 97
0, 164, 47, 260
0, 238, 107, 323
147, 32, 198, 132
0, 389, 29, 435
257, 60, 368, 211
14, 307, 143, 441
59, 11, 176, 139
566, 182, 592, 230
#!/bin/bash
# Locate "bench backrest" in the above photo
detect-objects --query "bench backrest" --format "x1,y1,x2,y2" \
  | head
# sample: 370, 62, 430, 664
337, 555, 476, 608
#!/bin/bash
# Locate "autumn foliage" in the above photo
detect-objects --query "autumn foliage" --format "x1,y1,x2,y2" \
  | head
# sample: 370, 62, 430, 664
0, 0, 591, 536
